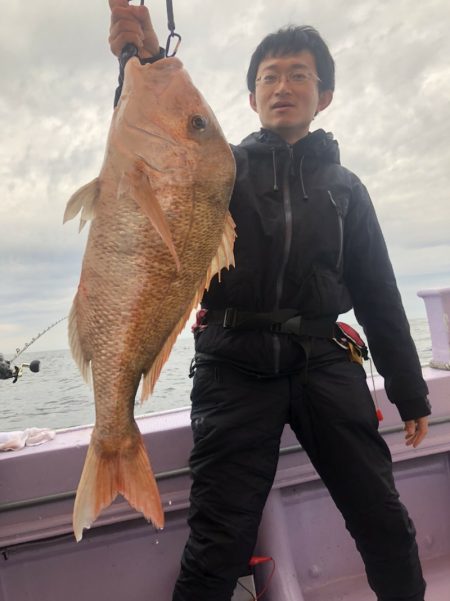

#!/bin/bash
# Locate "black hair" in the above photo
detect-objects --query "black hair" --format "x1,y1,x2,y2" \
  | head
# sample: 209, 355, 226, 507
246, 25, 335, 93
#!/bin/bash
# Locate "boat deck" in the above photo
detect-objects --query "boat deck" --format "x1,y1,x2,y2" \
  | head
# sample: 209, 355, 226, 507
1, 366, 450, 600
302, 554, 450, 600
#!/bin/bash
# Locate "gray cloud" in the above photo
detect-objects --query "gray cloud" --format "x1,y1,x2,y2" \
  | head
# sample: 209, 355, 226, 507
0, 0, 449, 352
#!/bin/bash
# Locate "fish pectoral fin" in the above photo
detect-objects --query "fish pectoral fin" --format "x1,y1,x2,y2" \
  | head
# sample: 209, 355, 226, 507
205, 210, 236, 289
63, 177, 100, 233
123, 164, 181, 272
73, 425, 164, 542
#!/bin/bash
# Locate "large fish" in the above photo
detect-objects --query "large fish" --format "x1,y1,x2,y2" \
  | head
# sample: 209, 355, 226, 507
64, 56, 236, 542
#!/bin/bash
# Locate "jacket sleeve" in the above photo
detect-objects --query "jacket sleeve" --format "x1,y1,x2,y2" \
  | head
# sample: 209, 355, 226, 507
343, 177, 431, 421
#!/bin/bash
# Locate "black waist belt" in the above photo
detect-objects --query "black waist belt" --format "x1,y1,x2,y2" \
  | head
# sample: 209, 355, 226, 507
205, 308, 336, 338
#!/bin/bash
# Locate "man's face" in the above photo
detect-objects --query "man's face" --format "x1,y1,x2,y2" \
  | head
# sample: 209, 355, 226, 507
249, 50, 333, 144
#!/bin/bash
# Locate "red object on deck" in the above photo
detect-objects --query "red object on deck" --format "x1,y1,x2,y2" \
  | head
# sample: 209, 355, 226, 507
249, 556, 272, 567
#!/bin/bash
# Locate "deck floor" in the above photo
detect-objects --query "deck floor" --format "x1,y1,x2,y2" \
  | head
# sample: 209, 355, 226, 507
303, 553, 450, 601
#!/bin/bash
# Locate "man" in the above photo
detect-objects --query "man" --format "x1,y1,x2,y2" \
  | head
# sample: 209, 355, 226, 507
109, 3, 431, 600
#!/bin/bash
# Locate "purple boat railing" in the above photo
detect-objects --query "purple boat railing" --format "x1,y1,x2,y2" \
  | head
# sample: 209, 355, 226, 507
1, 287, 450, 601
418, 287, 450, 370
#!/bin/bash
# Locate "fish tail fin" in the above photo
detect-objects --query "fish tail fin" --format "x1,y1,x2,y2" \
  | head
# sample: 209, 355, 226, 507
63, 177, 100, 232
73, 424, 164, 542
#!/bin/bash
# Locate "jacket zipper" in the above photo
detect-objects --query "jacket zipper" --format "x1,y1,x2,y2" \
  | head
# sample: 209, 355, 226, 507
273, 146, 294, 373
327, 190, 344, 270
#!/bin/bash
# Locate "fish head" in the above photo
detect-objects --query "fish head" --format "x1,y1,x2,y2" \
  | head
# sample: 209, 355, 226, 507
112, 57, 235, 200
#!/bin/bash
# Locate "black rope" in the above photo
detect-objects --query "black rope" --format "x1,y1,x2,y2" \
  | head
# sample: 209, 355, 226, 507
114, 43, 139, 107
166, 0, 175, 32
165, 0, 182, 57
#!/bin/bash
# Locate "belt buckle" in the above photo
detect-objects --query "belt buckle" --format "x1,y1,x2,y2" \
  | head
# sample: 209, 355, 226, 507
223, 308, 238, 329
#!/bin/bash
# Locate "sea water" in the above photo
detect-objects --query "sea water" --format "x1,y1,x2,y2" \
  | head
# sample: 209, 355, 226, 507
0, 319, 432, 432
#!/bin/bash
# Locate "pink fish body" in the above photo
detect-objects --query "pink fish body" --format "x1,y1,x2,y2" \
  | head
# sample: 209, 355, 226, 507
64, 57, 236, 542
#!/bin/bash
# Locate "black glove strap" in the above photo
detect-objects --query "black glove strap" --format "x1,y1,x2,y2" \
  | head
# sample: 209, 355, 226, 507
113, 46, 166, 108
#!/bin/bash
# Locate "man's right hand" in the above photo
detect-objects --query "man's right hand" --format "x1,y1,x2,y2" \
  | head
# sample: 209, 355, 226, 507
109, 0, 161, 59
404, 416, 429, 448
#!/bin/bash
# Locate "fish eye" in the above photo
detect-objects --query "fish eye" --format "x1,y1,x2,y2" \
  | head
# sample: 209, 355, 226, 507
191, 115, 208, 131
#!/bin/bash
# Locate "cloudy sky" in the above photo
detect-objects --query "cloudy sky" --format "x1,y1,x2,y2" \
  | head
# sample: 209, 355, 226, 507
0, 0, 449, 354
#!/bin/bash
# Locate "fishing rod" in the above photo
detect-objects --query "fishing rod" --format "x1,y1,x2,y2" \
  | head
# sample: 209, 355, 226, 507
10, 316, 68, 363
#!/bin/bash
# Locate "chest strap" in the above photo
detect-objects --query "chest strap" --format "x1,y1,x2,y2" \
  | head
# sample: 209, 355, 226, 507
205, 308, 336, 338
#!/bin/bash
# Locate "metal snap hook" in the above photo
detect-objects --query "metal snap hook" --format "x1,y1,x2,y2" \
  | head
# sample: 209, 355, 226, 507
166, 32, 182, 57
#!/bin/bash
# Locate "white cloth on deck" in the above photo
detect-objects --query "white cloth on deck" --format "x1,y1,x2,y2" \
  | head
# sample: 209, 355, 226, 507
0, 427, 56, 451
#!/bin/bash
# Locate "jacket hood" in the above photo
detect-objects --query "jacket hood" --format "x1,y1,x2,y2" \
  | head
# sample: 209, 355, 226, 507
238, 128, 340, 165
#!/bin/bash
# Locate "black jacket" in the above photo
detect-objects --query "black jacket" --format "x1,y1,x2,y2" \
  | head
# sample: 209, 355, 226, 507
196, 128, 430, 421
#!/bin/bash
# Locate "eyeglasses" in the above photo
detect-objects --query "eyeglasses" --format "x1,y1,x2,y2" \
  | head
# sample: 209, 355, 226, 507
255, 70, 321, 87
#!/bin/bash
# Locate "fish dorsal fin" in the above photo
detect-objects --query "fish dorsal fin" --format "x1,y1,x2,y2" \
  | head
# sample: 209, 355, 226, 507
140, 210, 236, 401
205, 210, 236, 289
63, 177, 100, 232
123, 162, 181, 272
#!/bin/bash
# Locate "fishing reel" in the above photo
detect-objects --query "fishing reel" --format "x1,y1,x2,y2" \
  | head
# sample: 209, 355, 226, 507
0, 316, 66, 383
11, 360, 41, 383
0, 356, 40, 383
